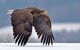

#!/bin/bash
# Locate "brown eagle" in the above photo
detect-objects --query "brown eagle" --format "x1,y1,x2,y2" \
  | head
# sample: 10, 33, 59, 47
8, 7, 54, 46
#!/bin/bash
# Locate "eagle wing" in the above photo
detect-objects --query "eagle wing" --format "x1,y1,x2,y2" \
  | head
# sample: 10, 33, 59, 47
33, 14, 54, 45
11, 10, 33, 46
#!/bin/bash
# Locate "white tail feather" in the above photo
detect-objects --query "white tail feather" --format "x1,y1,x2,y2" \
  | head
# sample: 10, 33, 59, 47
7, 10, 14, 15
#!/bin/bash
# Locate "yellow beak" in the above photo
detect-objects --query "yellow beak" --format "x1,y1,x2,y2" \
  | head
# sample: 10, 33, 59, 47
42, 10, 48, 15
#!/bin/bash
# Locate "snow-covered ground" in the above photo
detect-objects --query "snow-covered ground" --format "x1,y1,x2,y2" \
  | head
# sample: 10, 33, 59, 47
0, 43, 80, 50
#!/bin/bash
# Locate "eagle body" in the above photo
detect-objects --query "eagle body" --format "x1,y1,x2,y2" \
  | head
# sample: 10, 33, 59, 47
10, 7, 54, 46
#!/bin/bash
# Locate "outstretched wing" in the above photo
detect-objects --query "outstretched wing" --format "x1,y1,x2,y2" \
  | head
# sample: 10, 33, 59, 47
33, 14, 54, 45
11, 10, 32, 46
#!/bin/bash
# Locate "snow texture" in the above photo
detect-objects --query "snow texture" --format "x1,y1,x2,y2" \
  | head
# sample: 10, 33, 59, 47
0, 43, 80, 50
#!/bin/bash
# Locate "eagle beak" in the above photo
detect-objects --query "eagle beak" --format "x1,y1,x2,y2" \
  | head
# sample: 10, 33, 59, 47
7, 10, 14, 15
42, 10, 48, 15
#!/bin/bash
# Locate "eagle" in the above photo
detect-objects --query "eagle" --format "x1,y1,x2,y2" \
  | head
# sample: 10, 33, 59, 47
8, 7, 54, 46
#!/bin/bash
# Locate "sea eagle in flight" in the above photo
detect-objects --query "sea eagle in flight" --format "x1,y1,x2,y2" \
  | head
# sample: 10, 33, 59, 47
8, 7, 54, 46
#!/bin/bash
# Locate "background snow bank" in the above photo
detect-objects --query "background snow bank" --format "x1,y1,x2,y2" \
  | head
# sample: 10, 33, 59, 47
0, 23, 80, 43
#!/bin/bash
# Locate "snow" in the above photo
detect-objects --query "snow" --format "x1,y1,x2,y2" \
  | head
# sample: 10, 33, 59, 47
52, 23, 80, 31
0, 43, 80, 50
1, 23, 80, 32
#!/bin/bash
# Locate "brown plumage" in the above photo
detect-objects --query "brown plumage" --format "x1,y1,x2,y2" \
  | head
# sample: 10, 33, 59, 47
10, 7, 54, 46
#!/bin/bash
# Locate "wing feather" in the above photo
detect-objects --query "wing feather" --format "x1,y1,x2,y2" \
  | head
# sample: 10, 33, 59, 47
33, 14, 54, 45
11, 10, 32, 46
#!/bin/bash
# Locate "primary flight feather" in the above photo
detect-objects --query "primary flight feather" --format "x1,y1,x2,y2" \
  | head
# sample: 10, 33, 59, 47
9, 7, 54, 46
